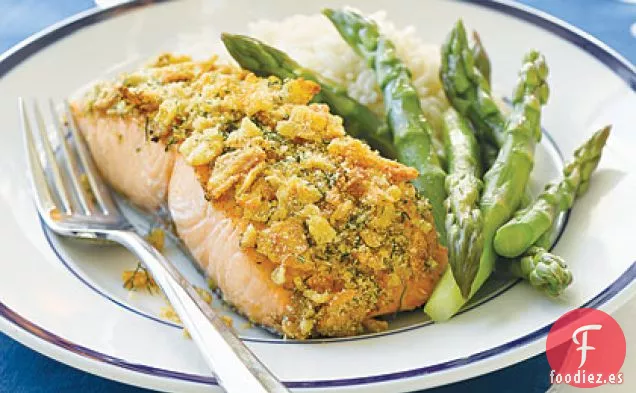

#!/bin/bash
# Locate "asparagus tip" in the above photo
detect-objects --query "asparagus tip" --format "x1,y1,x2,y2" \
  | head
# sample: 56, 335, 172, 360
598, 124, 612, 143
522, 247, 573, 297
523, 49, 541, 63
454, 18, 467, 33
472, 30, 482, 43
321, 8, 335, 18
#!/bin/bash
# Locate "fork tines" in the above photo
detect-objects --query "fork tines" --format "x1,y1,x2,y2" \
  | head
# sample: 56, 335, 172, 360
20, 98, 117, 222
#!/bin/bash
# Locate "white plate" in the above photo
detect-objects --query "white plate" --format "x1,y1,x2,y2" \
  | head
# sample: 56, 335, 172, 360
1, 1, 635, 392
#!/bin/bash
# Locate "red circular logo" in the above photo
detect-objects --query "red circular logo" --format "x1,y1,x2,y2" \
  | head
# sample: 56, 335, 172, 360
546, 308, 626, 388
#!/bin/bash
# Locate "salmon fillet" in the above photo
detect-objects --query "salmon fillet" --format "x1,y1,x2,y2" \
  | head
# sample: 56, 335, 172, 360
72, 111, 175, 210
73, 53, 447, 338
169, 156, 292, 328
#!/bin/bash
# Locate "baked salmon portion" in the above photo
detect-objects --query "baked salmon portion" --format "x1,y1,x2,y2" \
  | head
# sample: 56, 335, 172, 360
72, 53, 448, 339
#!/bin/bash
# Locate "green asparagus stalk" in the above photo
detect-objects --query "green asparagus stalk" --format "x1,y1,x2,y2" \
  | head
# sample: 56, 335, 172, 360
323, 8, 447, 242
534, 229, 553, 249
471, 31, 491, 86
500, 247, 573, 297
220, 33, 397, 159
440, 20, 507, 148
469, 32, 502, 173
447, 22, 538, 207
494, 126, 610, 258
425, 48, 549, 321
442, 108, 484, 298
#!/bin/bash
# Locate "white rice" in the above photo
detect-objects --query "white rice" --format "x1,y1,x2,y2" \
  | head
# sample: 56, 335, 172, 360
248, 11, 449, 135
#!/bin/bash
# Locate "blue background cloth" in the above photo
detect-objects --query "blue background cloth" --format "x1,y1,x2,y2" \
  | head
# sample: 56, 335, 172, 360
0, 1, 634, 392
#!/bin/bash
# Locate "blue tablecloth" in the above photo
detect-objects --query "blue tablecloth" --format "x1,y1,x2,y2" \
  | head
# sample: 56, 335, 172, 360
0, 1, 634, 392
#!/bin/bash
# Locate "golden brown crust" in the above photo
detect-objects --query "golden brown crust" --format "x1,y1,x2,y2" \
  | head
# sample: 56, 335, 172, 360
78, 53, 448, 338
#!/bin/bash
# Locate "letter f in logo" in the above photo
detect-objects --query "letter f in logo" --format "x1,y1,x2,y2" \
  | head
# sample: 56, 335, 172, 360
572, 324, 603, 368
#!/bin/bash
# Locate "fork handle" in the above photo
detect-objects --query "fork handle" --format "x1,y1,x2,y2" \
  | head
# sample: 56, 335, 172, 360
111, 230, 290, 393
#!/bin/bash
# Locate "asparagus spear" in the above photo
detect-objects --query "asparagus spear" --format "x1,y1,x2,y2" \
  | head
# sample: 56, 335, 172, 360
494, 126, 610, 258
471, 31, 491, 86
446, 22, 539, 208
500, 247, 573, 297
425, 49, 549, 321
449, 23, 570, 297
220, 33, 397, 159
323, 8, 447, 242
442, 108, 484, 298
440, 20, 507, 148
468, 32, 503, 173
534, 228, 553, 249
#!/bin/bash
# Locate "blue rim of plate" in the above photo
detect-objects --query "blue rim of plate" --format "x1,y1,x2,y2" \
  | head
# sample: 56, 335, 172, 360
0, 0, 635, 388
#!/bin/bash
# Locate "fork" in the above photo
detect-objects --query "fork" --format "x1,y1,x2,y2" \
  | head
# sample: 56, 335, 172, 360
19, 98, 290, 393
